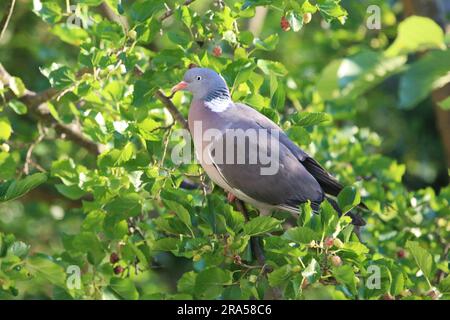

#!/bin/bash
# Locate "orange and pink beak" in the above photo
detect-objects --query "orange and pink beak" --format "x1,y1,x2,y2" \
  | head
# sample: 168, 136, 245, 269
171, 81, 188, 94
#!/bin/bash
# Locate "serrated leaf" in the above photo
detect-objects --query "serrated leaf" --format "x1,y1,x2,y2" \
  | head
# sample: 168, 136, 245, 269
399, 50, 450, 109
385, 16, 445, 57
1, 173, 48, 202
27, 256, 66, 287
293, 112, 332, 127
109, 278, 139, 300
194, 267, 232, 299
8, 100, 28, 115
243, 216, 282, 236
332, 265, 357, 295
337, 186, 361, 214
406, 241, 434, 283
254, 34, 279, 51
282, 226, 318, 244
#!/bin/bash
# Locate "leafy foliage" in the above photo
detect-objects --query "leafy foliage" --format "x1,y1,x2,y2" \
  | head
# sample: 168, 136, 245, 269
0, 0, 449, 300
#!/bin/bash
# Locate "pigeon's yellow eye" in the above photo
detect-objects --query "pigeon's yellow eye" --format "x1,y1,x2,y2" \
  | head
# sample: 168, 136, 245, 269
196, 76, 202, 81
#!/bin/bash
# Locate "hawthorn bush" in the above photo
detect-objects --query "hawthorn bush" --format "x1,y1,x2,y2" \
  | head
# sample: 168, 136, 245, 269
0, 0, 449, 300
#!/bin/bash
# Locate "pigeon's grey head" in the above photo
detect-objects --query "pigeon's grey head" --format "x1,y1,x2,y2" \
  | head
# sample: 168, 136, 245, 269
171, 67, 229, 100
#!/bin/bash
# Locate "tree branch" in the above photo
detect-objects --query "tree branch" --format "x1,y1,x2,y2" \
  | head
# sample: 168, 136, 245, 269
0, 0, 16, 41
159, 0, 197, 22
98, 2, 129, 31
0, 63, 100, 155
154, 90, 189, 130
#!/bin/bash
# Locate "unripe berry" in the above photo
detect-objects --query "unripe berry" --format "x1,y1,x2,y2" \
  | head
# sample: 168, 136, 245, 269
280, 16, 290, 31
0, 143, 9, 152
110, 252, 120, 264
212, 46, 222, 57
330, 255, 342, 267
113, 266, 124, 274
303, 13, 312, 24
128, 30, 137, 40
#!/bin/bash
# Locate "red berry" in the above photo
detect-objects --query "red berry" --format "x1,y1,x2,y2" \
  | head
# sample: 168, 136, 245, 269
324, 237, 334, 248
397, 249, 406, 259
280, 16, 290, 31
330, 255, 342, 267
110, 252, 120, 264
213, 46, 222, 57
113, 266, 124, 274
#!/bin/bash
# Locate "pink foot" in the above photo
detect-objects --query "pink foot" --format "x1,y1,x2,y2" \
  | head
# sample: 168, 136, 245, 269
227, 192, 236, 203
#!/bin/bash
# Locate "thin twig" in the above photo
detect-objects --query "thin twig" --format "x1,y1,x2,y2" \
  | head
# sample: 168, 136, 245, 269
0, 63, 100, 156
154, 90, 189, 130
0, 0, 16, 41
23, 123, 47, 176
159, 0, 197, 22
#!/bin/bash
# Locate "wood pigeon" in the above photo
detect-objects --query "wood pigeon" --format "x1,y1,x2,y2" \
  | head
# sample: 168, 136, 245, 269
172, 67, 365, 226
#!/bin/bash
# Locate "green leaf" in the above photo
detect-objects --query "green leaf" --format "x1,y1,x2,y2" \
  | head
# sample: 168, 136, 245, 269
164, 200, 193, 231
302, 258, 320, 283
27, 256, 66, 287
8, 100, 28, 115
332, 265, 357, 295
286, 11, 303, 32
243, 216, 282, 236
406, 241, 434, 284
385, 16, 445, 57
1, 173, 48, 202
55, 184, 86, 200
282, 226, 318, 244
109, 278, 139, 300
177, 271, 197, 295
337, 186, 361, 214
194, 267, 232, 299
399, 50, 450, 109
0, 117, 12, 140
72, 232, 105, 265
257, 60, 288, 76
0, 152, 17, 180
317, 1, 347, 24
104, 193, 142, 219
292, 112, 332, 127
51, 24, 89, 46
8, 77, 26, 97
337, 51, 406, 100
268, 265, 292, 286
253, 34, 279, 51
439, 275, 450, 294
287, 126, 311, 146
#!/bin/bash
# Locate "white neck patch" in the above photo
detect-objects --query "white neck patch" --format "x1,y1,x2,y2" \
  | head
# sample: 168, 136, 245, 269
205, 97, 232, 113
